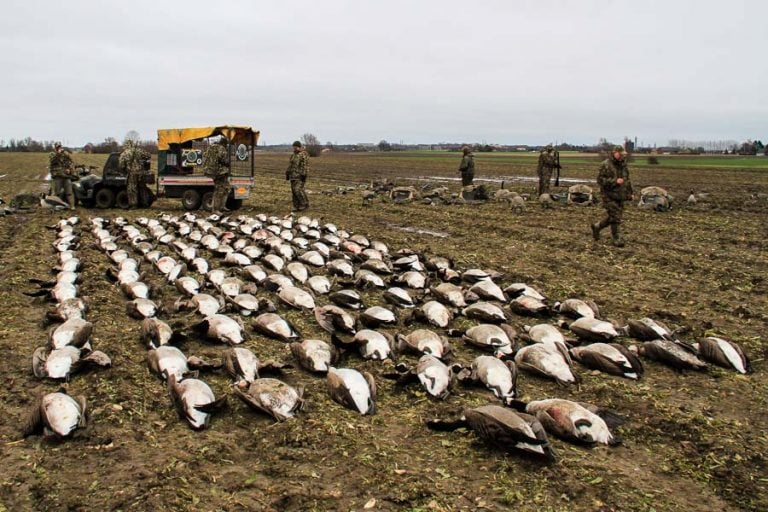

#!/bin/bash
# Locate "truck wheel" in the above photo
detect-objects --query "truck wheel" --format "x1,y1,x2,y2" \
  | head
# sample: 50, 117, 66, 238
115, 190, 130, 209
94, 188, 116, 209
182, 189, 202, 210
202, 192, 214, 211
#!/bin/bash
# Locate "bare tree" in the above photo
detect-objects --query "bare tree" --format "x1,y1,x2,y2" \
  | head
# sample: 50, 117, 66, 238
302, 133, 322, 157
124, 130, 141, 145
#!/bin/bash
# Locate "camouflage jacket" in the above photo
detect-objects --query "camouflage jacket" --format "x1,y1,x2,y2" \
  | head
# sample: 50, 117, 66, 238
119, 147, 150, 177
203, 145, 230, 179
597, 157, 633, 201
286, 150, 309, 180
49, 151, 73, 178
459, 153, 475, 174
537, 151, 558, 171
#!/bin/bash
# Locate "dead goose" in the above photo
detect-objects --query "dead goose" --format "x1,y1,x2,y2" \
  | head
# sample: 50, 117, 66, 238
694, 337, 751, 374
359, 258, 392, 275
278, 286, 316, 310
299, 250, 325, 267
462, 301, 507, 324
515, 343, 577, 385
461, 268, 493, 284
469, 280, 506, 302
509, 295, 550, 317
174, 293, 224, 317
383, 287, 416, 309
354, 269, 386, 289
223, 252, 251, 267
554, 298, 600, 320
191, 257, 209, 275
167, 374, 227, 430
632, 339, 708, 371
393, 254, 424, 272
49, 318, 93, 350
570, 343, 644, 379
329, 289, 364, 310
264, 274, 294, 292
147, 345, 197, 381
457, 355, 517, 404
21, 390, 87, 439
518, 399, 623, 446
252, 312, 300, 341
192, 314, 246, 345
121, 280, 152, 300
410, 300, 452, 328
327, 367, 376, 415
396, 329, 451, 359
327, 258, 354, 278
241, 264, 268, 284
285, 261, 309, 283
45, 297, 87, 324
392, 271, 428, 290
564, 318, 623, 343
358, 306, 397, 328
175, 276, 200, 297
314, 305, 356, 335
426, 405, 556, 461
217, 276, 244, 298
262, 254, 285, 272
126, 298, 159, 319
521, 323, 571, 351
391, 355, 456, 399
437, 267, 462, 284
349, 329, 395, 360
233, 378, 304, 421
504, 283, 546, 301
425, 255, 452, 271
140, 317, 186, 347
32, 345, 111, 380
306, 275, 333, 295
225, 293, 266, 316
461, 323, 517, 357
626, 317, 674, 341
290, 339, 339, 373
221, 347, 287, 383
430, 282, 467, 308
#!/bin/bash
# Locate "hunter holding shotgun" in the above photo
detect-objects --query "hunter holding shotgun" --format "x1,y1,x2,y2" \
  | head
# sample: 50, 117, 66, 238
536, 144, 561, 195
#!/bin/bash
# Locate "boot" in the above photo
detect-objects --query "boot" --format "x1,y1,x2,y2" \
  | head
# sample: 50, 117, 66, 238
610, 224, 625, 247
591, 219, 607, 241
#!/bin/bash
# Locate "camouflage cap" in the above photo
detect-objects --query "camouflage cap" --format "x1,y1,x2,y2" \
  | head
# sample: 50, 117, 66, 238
54, 141, 62, 149
545, 144, 553, 150
292, 140, 302, 148
612, 145, 625, 153
461, 145, 470, 153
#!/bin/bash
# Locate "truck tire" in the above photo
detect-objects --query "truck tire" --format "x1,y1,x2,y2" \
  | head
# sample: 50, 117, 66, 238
94, 188, 116, 209
202, 192, 214, 212
115, 190, 130, 209
182, 189, 202, 210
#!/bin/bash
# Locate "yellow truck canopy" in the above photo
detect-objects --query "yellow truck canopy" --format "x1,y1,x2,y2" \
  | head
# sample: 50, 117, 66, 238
157, 126, 260, 150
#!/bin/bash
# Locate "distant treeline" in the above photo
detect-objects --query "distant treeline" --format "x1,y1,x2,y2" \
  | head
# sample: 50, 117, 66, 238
0, 137, 157, 154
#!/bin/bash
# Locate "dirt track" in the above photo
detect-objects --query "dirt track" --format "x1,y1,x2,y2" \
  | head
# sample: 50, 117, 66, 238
1, 151, 766, 511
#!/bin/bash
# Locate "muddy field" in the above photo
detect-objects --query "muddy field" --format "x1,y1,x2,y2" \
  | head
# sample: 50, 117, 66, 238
1, 151, 766, 512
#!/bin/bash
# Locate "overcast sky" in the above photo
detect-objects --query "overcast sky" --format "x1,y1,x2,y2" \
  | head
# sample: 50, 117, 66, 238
1, 0, 765, 147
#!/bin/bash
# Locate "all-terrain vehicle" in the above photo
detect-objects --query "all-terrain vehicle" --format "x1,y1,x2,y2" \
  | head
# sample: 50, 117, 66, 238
156, 126, 259, 210
72, 153, 156, 208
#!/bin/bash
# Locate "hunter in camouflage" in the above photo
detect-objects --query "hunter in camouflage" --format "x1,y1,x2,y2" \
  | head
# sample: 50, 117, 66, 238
536, 144, 560, 195
119, 140, 150, 208
591, 145, 633, 247
286, 140, 309, 211
458, 146, 475, 187
48, 142, 75, 209
203, 139, 230, 212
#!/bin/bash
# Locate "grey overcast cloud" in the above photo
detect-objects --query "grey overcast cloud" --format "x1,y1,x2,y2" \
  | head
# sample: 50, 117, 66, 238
1, 0, 764, 147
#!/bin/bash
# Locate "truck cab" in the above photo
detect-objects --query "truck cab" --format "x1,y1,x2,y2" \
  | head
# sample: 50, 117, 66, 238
156, 126, 259, 210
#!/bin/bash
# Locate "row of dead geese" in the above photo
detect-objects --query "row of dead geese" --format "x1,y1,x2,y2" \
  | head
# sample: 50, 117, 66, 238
21, 211, 753, 462
22, 217, 110, 438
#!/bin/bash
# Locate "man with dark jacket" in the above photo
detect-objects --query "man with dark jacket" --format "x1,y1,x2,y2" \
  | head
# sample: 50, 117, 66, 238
591, 145, 633, 246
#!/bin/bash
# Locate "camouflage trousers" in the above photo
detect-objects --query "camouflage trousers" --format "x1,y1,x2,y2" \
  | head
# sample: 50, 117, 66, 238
538, 167, 553, 195
127, 173, 140, 207
212, 178, 230, 212
52, 177, 74, 207
600, 197, 624, 225
461, 171, 474, 187
290, 179, 309, 211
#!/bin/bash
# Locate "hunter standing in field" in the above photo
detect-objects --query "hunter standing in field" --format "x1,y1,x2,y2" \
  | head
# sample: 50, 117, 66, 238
119, 140, 150, 208
458, 146, 475, 187
591, 145, 633, 247
286, 140, 309, 211
203, 138, 231, 213
48, 142, 76, 209
536, 144, 560, 196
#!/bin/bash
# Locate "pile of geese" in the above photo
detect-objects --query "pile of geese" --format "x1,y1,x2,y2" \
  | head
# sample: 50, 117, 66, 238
22, 216, 111, 439
21, 210, 752, 463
